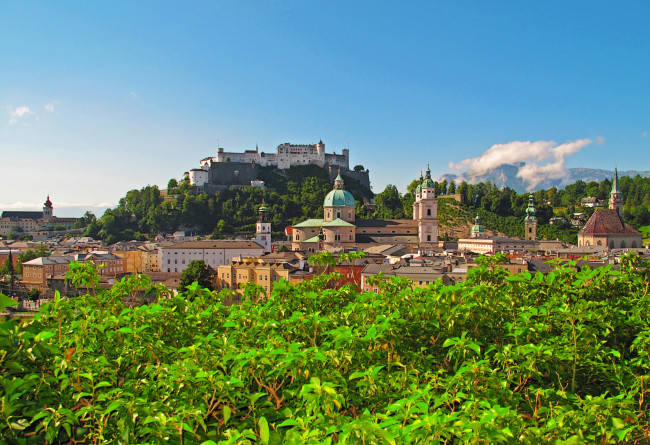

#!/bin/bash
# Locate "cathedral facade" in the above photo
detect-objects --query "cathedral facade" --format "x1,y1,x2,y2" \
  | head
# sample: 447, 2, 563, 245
290, 168, 438, 252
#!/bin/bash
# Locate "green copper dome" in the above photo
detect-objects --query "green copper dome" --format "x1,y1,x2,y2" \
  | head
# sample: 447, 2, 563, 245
421, 165, 434, 189
324, 189, 355, 207
471, 214, 485, 234
525, 194, 537, 221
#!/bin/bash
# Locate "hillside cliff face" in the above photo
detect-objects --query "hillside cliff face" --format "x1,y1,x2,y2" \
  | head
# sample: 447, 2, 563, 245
439, 164, 650, 193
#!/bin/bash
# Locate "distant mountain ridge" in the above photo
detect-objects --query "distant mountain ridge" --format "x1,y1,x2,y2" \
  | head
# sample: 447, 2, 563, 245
439, 164, 650, 193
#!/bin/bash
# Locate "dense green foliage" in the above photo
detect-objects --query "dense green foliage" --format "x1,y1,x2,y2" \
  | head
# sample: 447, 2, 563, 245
86, 166, 372, 244
179, 260, 215, 292
2, 256, 650, 443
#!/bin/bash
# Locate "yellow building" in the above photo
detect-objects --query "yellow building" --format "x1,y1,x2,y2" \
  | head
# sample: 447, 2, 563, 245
216, 257, 295, 297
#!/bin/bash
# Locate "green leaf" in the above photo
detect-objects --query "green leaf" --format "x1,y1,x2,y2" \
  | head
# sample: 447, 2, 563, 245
223, 320, 237, 328
258, 416, 270, 444
611, 417, 624, 429
277, 419, 299, 428
104, 400, 122, 414
0, 293, 19, 310
349, 371, 365, 380
442, 337, 457, 348
223, 405, 231, 425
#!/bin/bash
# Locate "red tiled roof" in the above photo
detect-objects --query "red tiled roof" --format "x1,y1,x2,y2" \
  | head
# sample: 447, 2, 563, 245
579, 209, 641, 235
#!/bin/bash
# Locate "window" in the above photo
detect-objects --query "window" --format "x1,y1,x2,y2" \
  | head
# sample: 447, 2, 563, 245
349, 235, 354, 241
335, 234, 341, 241
427, 235, 431, 241
427, 209, 431, 216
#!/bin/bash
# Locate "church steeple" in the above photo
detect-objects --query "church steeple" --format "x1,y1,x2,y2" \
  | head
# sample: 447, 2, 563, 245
43, 195, 53, 219
524, 194, 537, 241
255, 200, 271, 253
609, 167, 623, 215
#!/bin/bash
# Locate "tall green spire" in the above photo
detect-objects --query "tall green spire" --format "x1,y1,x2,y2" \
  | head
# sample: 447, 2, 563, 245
611, 167, 621, 194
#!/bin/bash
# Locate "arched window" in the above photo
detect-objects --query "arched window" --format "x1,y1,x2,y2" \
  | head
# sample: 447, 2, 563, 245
597, 240, 602, 246
609, 241, 615, 249
621, 241, 626, 248
632, 241, 637, 248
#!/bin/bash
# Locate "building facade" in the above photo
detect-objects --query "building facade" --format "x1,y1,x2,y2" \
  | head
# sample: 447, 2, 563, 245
159, 240, 265, 273
578, 168, 643, 248
291, 167, 437, 252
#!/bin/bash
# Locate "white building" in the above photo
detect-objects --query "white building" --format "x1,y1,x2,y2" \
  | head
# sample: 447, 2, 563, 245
199, 140, 350, 171
159, 240, 265, 273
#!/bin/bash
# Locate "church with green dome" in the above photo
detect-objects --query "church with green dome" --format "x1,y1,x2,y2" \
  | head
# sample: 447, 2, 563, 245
290, 168, 439, 252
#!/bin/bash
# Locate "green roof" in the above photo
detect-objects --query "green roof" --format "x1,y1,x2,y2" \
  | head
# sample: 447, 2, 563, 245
293, 218, 325, 228
322, 218, 355, 227
323, 189, 355, 207
303, 235, 321, 243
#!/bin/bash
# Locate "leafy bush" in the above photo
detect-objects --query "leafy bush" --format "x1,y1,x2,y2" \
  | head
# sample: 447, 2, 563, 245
1, 255, 649, 443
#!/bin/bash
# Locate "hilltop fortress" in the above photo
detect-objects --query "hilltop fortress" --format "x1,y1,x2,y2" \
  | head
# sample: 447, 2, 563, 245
187, 141, 370, 192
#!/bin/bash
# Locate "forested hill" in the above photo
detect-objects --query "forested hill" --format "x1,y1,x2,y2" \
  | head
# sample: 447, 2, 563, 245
85, 165, 373, 244
85, 171, 650, 245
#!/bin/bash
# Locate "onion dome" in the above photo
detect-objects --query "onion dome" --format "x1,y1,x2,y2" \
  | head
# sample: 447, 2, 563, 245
324, 173, 355, 207
421, 165, 435, 189
44, 195, 53, 208
415, 171, 424, 194
471, 214, 485, 235
525, 194, 537, 221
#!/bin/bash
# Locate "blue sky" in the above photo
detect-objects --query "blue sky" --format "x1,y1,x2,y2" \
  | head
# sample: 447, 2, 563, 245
1, 1, 649, 216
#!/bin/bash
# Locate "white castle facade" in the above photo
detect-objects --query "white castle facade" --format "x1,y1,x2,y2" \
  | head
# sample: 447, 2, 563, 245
193, 141, 350, 186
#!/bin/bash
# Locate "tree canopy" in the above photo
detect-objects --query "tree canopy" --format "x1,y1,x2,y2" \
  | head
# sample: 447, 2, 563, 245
1, 255, 649, 443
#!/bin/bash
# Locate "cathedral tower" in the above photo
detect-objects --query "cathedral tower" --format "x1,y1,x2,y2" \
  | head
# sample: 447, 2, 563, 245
413, 165, 438, 244
255, 201, 272, 253
524, 194, 537, 241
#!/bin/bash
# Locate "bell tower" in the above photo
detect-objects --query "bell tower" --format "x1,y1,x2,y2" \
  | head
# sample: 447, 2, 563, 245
43, 195, 53, 220
255, 201, 272, 253
524, 194, 537, 241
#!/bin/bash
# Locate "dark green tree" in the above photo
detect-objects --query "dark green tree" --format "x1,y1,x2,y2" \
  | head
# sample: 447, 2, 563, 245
179, 260, 215, 292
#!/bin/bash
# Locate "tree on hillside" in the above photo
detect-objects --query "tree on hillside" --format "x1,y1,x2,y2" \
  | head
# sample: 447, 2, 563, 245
179, 260, 215, 292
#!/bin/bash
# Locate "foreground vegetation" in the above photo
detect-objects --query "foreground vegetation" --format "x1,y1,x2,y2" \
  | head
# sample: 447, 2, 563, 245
2, 255, 650, 444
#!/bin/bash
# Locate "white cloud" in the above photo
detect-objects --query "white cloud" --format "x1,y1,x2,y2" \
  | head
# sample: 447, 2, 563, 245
8, 105, 35, 124
643, 131, 648, 137
45, 103, 55, 112
130, 91, 138, 99
449, 138, 594, 190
